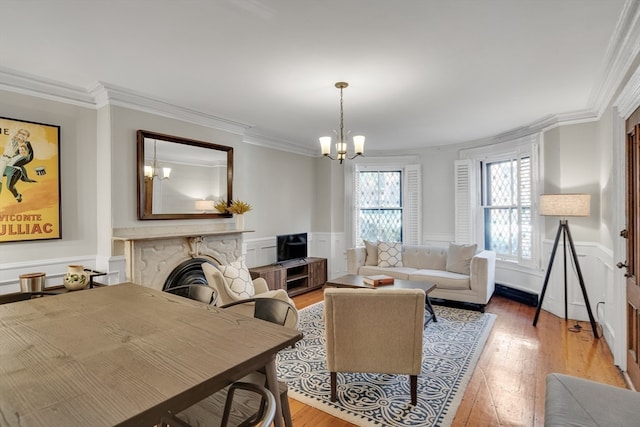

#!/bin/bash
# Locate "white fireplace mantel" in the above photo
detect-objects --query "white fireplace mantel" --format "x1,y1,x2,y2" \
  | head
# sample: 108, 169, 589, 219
112, 224, 252, 290
112, 224, 253, 241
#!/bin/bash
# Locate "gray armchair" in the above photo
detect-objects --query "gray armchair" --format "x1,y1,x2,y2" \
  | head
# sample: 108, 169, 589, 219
324, 287, 425, 405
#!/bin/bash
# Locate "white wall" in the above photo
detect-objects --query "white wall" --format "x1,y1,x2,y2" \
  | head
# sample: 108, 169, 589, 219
0, 90, 100, 291
419, 147, 459, 243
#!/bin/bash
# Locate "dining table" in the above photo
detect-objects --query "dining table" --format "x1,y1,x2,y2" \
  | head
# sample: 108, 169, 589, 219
0, 282, 302, 427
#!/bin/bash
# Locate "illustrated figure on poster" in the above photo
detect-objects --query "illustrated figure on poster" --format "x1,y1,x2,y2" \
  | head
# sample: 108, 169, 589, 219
1, 128, 37, 203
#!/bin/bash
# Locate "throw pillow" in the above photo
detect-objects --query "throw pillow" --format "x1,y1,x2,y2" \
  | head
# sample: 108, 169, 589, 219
218, 258, 255, 298
377, 242, 403, 267
446, 242, 477, 275
364, 240, 379, 266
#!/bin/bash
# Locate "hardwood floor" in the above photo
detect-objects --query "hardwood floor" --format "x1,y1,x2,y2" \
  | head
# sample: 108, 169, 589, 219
288, 289, 627, 427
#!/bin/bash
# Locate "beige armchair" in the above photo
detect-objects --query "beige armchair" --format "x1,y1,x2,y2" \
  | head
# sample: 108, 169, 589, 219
201, 262, 298, 329
324, 287, 425, 405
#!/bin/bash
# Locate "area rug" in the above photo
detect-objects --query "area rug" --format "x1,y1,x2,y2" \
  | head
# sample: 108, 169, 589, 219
276, 302, 496, 427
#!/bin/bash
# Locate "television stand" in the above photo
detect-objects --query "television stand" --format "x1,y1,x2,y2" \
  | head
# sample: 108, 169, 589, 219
249, 257, 327, 297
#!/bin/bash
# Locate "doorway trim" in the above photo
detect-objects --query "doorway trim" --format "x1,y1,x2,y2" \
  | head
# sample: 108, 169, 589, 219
613, 64, 640, 370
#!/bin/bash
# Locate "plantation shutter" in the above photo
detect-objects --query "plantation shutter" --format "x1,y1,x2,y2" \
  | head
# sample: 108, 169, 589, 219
403, 164, 422, 245
454, 159, 475, 244
353, 168, 362, 246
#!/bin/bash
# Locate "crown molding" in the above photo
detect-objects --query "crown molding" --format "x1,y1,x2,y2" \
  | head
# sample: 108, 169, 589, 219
90, 83, 252, 135
0, 67, 253, 136
589, 0, 640, 117
242, 131, 317, 157
455, 109, 599, 150
613, 56, 640, 118
0, 67, 95, 108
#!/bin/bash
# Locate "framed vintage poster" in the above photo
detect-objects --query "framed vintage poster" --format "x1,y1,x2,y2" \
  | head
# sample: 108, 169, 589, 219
0, 117, 61, 242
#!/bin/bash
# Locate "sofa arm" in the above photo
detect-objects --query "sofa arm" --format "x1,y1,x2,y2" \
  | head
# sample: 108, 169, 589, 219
469, 250, 496, 303
347, 247, 367, 274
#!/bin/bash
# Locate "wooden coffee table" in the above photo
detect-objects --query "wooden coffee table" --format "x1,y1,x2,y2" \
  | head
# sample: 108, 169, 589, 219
325, 274, 437, 324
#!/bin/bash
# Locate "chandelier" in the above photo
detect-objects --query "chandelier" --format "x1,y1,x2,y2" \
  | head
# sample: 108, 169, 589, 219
319, 82, 365, 164
144, 140, 171, 180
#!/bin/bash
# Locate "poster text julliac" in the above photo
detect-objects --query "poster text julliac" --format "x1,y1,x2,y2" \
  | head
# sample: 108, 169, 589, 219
0, 214, 54, 235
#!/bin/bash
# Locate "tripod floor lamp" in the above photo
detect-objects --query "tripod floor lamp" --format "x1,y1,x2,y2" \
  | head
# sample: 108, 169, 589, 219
532, 194, 599, 338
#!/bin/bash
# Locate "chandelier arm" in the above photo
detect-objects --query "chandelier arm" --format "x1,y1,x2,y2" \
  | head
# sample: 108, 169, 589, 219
320, 81, 364, 163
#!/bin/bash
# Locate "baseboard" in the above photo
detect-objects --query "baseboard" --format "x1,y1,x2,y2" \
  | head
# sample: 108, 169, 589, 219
494, 283, 538, 306
429, 298, 485, 313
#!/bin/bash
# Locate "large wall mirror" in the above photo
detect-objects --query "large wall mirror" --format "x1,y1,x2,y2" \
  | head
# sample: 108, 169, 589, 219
136, 130, 233, 220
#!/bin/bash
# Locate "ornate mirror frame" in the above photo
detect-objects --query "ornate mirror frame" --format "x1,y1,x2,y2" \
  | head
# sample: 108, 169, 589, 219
136, 130, 233, 220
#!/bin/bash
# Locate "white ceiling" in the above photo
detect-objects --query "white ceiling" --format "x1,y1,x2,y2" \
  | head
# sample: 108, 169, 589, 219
0, 0, 632, 154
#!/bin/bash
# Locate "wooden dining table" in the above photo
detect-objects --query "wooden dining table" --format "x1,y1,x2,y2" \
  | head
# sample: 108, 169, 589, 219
0, 282, 302, 427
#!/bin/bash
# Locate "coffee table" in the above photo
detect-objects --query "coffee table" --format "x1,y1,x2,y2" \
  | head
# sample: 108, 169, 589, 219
325, 274, 437, 324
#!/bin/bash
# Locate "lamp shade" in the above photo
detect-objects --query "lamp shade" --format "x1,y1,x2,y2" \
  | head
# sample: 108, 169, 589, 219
195, 200, 215, 212
539, 194, 591, 217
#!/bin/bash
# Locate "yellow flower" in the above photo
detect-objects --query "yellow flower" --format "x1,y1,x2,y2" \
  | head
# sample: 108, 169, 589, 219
214, 199, 230, 213
228, 199, 252, 214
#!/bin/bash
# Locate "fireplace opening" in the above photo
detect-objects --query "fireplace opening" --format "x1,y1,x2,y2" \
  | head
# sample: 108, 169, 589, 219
163, 258, 217, 296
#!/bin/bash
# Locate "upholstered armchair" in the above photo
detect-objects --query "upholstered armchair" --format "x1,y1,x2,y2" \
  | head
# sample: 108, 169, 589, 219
201, 261, 298, 329
324, 287, 425, 405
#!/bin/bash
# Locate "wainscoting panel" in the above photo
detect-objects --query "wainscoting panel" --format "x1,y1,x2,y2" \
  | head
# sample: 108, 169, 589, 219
244, 232, 346, 279
0, 255, 124, 294
536, 240, 611, 323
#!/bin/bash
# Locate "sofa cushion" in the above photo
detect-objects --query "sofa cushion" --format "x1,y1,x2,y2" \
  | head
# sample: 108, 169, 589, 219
446, 243, 477, 275
218, 258, 255, 298
364, 240, 379, 266
408, 269, 471, 290
378, 242, 403, 267
402, 245, 447, 270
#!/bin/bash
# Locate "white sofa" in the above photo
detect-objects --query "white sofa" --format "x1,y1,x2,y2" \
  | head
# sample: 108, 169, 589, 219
347, 243, 496, 310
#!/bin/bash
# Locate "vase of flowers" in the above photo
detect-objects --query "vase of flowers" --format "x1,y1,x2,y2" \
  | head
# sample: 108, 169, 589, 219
215, 199, 252, 230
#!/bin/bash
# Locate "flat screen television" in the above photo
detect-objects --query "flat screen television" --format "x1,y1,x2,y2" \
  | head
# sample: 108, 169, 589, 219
276, 233, 308, 263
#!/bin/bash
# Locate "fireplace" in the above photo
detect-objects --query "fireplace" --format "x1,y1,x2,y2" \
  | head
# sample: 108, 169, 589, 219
112, 224, 246, 291
163, 258, 217, 292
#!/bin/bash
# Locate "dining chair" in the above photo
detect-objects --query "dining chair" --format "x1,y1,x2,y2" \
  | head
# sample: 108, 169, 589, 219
168, 298, 296, 427
160, 381, 276, 427
220, 298, 296, 427
220, 297, 297, 327
164, 284, 217, 305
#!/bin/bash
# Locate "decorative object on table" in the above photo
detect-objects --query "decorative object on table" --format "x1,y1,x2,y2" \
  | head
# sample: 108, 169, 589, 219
215, 199, 252, 230
19, 272, 46, 292
276, 301, 495, 427
63, 265, 90, 290
0, 116, 61, 243
533, 194, 598, 338
319, 82, 365, 164
362, 274, 395, 286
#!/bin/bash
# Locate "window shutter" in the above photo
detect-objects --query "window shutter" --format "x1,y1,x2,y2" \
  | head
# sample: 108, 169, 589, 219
403, 164, 422, 245
353, 166, 362, 246
454, 159, 475, 244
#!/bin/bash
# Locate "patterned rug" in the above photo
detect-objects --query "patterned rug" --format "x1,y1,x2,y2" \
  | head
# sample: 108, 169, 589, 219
276, 302, 496, 427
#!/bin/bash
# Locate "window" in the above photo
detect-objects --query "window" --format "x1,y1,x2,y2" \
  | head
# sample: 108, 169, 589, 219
482, 155, 532, 260
456, 135, 539, 266
349, 162, 421, 247
356, 170, 403, 244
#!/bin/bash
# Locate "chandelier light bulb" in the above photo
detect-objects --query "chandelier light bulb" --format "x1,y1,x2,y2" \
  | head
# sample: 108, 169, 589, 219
319, 82, 365, 164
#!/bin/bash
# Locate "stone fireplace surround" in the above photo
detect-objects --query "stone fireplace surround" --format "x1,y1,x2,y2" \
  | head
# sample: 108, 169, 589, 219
112, 224, 248, 291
